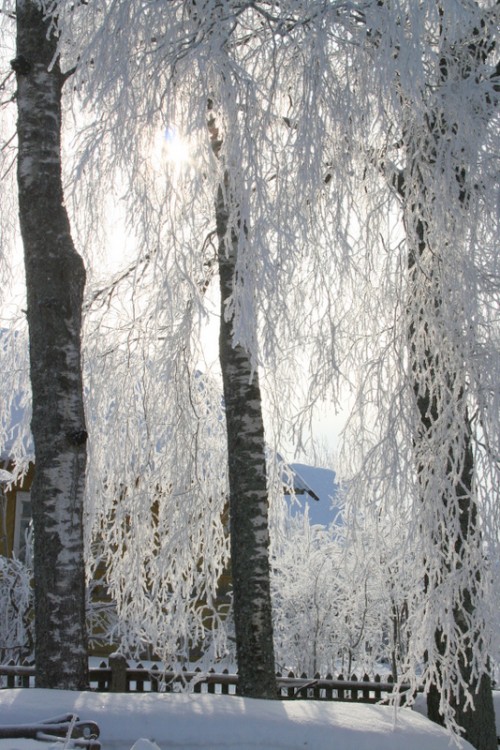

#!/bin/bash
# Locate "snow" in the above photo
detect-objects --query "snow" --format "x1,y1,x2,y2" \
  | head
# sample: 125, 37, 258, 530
0, 688, 479, 750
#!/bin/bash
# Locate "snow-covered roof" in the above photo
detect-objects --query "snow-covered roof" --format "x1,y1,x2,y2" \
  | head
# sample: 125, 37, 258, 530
283, 461, 341, 527
278, 454, 321, 501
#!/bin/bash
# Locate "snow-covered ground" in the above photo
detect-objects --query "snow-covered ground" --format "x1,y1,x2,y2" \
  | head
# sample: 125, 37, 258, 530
0, 688, 482, 750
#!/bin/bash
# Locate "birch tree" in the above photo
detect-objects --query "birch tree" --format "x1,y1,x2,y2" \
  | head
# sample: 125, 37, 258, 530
51, 0, 348, 695
32, 1, 500, 737
49, 0, 291, 689
203, 99, 275, 695
11, 0, 88, 688
376, 6, 497, 747
330, 3, 500, 747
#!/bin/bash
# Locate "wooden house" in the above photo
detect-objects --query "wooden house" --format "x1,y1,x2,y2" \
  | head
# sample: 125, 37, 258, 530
0, 461, 34, 562
0, 450, 326, 658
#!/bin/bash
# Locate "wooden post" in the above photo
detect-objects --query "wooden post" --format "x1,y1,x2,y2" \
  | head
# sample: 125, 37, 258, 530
313, 672, 321, 700
337, 673, 345, 701
287, 671, 295, 699
7, 660, 15, 689
194, 667, 202, 694
363, 673, 371, 702
208, 668, 216, 694
109, 653, 128, 693
136, 662, 144, 692
150, 664, 159, 693
350, 673, 358, 702
325, 673, 333, 701
300, 672, 308, 698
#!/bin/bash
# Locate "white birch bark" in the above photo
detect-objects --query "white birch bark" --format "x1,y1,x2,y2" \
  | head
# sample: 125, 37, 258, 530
14, 0, 88, 689
211, 107, 277, 698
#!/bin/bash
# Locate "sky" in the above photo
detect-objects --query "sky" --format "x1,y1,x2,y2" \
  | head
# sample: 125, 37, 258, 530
0, 687, 486, 750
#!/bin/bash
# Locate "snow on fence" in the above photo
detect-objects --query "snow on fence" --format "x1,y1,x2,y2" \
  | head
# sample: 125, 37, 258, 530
0, 656, 401, 703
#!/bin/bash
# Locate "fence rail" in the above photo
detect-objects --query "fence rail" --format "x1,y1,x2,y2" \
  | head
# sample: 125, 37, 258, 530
0, 658, 402, 703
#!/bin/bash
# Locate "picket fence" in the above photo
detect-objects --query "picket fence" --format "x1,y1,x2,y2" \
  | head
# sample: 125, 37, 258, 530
0, 656, 402, 703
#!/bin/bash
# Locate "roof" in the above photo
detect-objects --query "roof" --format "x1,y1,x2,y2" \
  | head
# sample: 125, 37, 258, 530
283, 463, 320, 501
280, 459, 342, 527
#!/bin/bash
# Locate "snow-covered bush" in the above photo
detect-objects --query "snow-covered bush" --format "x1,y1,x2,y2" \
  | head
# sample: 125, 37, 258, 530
271, 501, 412, 679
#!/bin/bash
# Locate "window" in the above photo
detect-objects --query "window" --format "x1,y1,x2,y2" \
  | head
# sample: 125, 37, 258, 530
13, 491, 32, 562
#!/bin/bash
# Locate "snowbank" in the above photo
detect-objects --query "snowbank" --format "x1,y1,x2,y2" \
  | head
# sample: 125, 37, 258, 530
0, 688, 477, 750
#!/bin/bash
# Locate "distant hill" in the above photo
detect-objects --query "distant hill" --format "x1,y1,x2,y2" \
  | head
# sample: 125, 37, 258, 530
285, 463, 342, 527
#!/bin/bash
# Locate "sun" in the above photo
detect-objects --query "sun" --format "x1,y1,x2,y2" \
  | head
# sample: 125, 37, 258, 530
150, 123, 195, 177
161, 126, 191, 168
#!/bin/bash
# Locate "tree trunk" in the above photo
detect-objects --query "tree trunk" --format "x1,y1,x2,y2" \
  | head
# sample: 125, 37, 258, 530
215, 180, 277, 699
405, 209, 496, 750
14, 0, 89, 689
389, 13, 498, 743
207, 100, 276, 698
